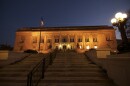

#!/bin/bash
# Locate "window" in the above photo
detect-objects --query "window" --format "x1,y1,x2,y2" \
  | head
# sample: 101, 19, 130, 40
85, 38, 89, 42
70, 38, 74, 42
106, 36, 111, 41
47, 39, 51, 43
62, 38, 67, 42
55, 39, 59, 43
93, 38, 97, 42
32, 37, 37, 43
19, 36, 25, 43
48, 44, 52, 49
78, 38, 82, 42
40, 38, 44, 43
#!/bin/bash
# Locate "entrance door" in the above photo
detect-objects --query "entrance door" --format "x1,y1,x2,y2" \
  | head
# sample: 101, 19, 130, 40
63, 45, 66, 50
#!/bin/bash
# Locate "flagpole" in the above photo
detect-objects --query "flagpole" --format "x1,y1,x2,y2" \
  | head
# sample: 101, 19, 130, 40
39, 17, 44, 53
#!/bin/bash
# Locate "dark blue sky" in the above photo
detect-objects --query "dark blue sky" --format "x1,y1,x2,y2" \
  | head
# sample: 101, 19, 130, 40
0, 0, 130, 46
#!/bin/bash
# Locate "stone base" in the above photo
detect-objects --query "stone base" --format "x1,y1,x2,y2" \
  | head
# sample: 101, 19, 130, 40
0, 50, 9, 60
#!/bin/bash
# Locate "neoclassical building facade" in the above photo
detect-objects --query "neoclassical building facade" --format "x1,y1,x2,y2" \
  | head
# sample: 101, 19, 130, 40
14, 26, 117, 53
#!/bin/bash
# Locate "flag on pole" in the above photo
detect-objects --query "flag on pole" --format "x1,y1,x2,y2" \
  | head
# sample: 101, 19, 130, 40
41, 17, 44, 27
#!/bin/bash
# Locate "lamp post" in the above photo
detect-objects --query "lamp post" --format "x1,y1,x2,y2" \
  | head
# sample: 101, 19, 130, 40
111, 12, 129, 52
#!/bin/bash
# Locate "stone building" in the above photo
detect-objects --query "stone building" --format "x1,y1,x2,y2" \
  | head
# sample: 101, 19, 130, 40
14, 26, 117, 53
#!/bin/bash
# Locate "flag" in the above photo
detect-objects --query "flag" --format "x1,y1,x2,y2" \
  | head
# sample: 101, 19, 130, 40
41, 17, 44, 27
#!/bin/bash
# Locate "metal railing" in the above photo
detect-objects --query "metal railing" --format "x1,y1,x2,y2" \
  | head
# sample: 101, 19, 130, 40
27, 50, 57, 86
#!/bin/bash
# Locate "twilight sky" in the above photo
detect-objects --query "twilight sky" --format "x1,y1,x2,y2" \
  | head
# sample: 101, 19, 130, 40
0, 0, 130, 46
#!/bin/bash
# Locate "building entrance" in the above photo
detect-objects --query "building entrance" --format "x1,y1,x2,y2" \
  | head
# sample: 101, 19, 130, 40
63, 45, 66, 50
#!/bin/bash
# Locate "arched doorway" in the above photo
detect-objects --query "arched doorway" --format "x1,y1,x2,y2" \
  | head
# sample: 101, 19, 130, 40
63, 45, 66, 50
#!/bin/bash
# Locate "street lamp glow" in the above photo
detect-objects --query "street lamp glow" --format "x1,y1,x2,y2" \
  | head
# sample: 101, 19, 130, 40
122, 13, 127, 18
111, 18, 117, 24
115, 12, 123, 19
111, 12, 129, 52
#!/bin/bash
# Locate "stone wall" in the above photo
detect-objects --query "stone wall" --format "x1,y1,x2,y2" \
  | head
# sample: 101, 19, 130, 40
85, 49, 130, 86
0, 51, 30, 67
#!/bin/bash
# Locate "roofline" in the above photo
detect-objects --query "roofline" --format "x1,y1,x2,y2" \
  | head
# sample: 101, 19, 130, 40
17, 25, 114, 32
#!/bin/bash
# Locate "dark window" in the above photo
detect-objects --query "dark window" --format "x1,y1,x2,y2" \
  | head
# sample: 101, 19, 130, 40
78, 38, 82, 42
62, 38, 67, 42
48, 44, 52, 49
47, 39, 51, 43
55, 39, 59, 43
85, 38, 89, 42
70, 38, 74, 42
40, 39, 44, 43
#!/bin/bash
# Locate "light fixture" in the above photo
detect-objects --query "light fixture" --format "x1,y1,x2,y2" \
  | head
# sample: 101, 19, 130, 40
86, 45, 90, 49
111, 12, 129, 52
59, 44, 62, 49
79, 46, 82, 49
94, 45, 98, 49
67, 44, 70, 49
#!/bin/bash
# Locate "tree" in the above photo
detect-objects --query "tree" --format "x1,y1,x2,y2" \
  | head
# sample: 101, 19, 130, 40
0, 44, 13, 51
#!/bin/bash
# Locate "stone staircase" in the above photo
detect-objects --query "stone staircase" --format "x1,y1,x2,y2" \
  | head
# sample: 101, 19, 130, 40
0, 51, 117, 86
38, 51, 117, 86
0, 54, 45, 86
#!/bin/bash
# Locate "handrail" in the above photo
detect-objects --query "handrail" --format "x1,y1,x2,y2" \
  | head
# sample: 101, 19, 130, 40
27, 58, 45, 86
27, 50, 57, 86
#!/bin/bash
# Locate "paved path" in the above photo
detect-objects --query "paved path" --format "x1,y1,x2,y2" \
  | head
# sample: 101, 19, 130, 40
38, 51, 117, 86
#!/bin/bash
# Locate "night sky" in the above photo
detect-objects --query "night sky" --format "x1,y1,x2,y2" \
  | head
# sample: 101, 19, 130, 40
1, 0, 130, 46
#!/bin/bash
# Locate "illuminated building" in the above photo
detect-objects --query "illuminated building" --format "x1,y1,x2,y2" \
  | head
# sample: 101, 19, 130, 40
14, 26, 117, 53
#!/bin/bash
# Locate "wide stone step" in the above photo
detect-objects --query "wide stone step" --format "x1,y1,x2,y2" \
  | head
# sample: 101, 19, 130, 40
48, 65, 99, 68
46, 68, 103, 72
0, 67, 32, 71
44, 72, 106, 77
38, 82, 116, 86
0, 82, 26, 86
41, 79, 113, 83
0, 73, 27, 77
43, 76, 109, 80
52, 63, 94, 66
0, 71, 28, 75
0, 79, 26, 83
0, 69, 30, 72
0, 77, 27, 80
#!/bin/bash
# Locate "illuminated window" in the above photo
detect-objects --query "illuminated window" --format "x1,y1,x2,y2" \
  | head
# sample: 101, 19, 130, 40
93, 38, 97, 42
19, 36, 25, 43
32, 37, 37, 43
106, 35, 111, 41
